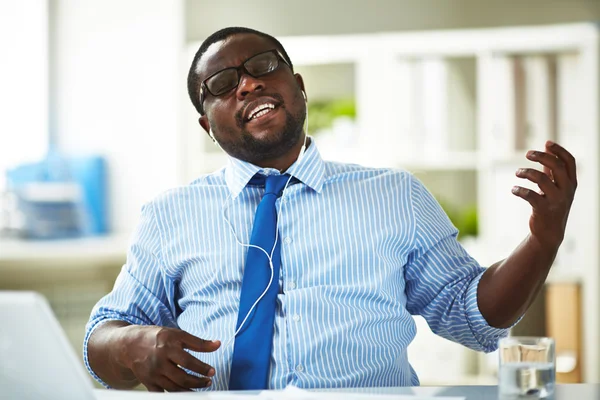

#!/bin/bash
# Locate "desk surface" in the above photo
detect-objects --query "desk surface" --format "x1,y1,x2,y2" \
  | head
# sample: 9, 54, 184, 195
366, 384, 599, 398
93, 384, 600, 399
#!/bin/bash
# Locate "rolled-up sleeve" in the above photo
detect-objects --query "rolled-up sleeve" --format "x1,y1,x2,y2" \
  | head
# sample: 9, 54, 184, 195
404, 175, 511, 353
83, 202, 178, 386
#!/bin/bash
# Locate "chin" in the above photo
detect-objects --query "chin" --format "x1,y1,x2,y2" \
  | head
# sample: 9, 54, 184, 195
236, 107, 304, 158
244, 121, 288, 143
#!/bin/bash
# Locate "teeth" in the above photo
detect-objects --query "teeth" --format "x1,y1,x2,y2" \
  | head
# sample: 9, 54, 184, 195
254, 109, 271, 119
249, 103, 275, 120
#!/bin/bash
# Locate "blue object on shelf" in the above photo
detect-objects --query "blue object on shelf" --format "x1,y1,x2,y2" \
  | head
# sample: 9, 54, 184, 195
6, 154, 109, 239
67, 156, 108, 235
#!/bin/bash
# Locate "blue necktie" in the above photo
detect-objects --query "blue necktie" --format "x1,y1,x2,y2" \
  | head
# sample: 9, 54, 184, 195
229, 174, 291, 390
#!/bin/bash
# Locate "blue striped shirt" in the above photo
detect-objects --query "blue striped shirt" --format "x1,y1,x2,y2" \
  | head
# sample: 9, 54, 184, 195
84, 140, 509, 390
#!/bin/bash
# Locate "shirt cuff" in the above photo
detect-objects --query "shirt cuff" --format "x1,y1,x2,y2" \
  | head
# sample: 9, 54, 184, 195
465, 271, 521, 353
83, 315, 146, 389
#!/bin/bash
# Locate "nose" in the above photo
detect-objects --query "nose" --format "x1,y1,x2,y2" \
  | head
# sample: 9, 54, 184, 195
236, 73, 265, 100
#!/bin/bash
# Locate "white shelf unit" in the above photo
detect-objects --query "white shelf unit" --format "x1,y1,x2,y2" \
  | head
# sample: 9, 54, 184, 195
183, 23, 600, 383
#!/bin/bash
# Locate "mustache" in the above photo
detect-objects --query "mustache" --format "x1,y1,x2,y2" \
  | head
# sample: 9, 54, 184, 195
235, 92, 286, 128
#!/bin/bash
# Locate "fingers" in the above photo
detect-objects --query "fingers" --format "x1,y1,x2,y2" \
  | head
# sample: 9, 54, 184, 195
165, 363, 213, 389
526, 141, 578, 192
170, 349, 216, 377
145, 367, 209, 392
154, 375, 193, 392
514, 169, 552, 197
546, 140, 577, 184
542, 142, 553, 181
141, 356, 212, 392
515, 168, 558, 198
179, 331, 221, 353
512, 186, 544, 208
525, 150, 569, 189
134, 327, 219, 393
146, 384, 164, 392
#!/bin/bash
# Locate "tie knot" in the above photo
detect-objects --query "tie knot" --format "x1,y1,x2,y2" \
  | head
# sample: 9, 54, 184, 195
248, 174, 291, 198
264, 174, 291, 198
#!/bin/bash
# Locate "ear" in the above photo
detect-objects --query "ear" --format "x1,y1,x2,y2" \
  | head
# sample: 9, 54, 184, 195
199, 115, 211, 136
294, 73, 306, 101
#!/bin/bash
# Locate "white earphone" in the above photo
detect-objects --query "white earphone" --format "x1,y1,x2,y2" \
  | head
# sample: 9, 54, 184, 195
216, 89, 311, 381
298, 142, 306, 161
298, 91, 308, 160
220, 172, 294, 373
209, 129, 225, 152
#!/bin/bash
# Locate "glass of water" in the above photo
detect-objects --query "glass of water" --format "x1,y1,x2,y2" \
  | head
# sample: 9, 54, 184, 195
498, 337, 556, 398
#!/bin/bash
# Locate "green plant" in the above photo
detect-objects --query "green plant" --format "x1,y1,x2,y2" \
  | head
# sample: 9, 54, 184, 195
437, 198, 478, 239
460, 205, 478, 238
307, 98, 356, 135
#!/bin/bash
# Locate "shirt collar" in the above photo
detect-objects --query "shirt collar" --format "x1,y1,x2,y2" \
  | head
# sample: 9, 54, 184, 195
224, 136, 325, 199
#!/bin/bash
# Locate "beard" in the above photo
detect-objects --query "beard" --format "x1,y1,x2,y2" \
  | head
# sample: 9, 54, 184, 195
209, 92, 306, 166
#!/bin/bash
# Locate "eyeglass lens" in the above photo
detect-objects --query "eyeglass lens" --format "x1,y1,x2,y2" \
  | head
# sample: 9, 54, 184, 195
206, 52, 280, 96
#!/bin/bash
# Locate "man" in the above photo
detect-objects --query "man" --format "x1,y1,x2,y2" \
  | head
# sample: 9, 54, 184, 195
85, 27, 577, 392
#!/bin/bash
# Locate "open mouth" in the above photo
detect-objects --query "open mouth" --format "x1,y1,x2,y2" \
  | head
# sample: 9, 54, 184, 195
243, 98, 281, 124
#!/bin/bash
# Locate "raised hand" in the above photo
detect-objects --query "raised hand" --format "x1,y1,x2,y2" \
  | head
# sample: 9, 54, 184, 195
118, 325, 221, 392
512, 140, 577, 250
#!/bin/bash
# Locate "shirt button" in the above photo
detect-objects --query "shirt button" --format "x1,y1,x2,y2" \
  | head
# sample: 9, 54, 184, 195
292, 314, 301, 322
284, 237, 292, 244
295, 364, 304, 372
289, 280, 297, 289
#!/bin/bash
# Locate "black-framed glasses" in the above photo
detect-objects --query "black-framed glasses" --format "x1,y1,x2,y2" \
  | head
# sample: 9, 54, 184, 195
199, 49, 291, 115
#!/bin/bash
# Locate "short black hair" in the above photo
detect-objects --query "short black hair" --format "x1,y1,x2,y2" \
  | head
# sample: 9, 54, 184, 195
187, 27, 294, 115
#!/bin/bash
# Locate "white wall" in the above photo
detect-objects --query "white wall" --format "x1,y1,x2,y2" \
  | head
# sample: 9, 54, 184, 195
52, 0, 185, 233
0, 0, 49, 190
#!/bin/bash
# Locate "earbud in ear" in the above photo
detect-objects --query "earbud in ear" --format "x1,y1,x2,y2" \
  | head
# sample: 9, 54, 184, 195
302, 91, 307, 102
209, 129, 216, 142
298, 143, 306, 160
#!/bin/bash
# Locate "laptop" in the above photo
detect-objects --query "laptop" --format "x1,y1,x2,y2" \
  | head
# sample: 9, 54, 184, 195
0, 291, 210, 400
0, 290, 97, 400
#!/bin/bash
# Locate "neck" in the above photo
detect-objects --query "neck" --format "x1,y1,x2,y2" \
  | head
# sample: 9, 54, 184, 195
255, 136, 309, 173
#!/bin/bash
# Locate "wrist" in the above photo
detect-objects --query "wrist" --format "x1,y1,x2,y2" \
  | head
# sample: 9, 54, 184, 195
111, 325, 137, 369
527, 234, 560, 261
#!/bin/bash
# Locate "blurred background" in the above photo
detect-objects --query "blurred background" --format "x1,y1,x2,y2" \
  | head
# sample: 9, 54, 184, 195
1, 0, 599, 388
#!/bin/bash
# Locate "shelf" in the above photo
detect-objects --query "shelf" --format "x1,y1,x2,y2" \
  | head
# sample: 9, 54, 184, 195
0, 233, 129, 269
487, 152, 531, 165
398, 151, 479, 171
546, 257, 584, 285
182, 23, 600, 382
279, 35, 368, 66
318, 147, 479, 171
546, 269, 583, 285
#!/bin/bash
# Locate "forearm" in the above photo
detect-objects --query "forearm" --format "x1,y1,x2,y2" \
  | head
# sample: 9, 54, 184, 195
87, 320, 140, 389
477, 234, 558, 329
